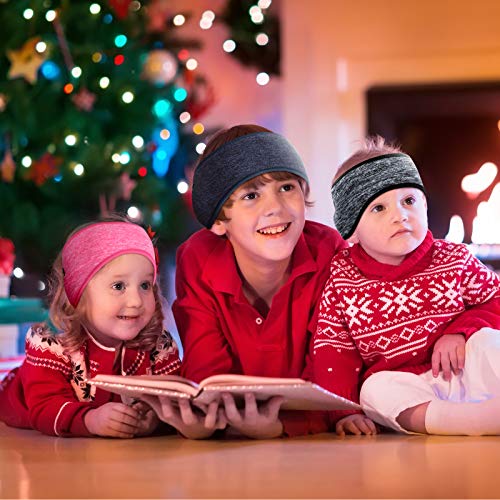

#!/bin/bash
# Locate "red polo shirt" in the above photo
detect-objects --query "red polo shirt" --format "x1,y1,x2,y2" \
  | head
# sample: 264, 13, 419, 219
173, 220, 346, 436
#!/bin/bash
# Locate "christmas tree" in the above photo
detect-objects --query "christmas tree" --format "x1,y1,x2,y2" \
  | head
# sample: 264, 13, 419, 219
0, 0, 213, 285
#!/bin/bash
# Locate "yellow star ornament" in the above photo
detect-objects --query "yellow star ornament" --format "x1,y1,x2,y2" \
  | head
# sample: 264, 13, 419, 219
7, 37, 46, 84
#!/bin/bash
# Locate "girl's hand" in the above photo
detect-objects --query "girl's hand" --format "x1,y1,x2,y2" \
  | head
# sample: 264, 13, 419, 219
431, 333, 466, 381
336, 414, 377, 436
221, 393, 284, 439
84, 402, 141, 438
141, 395, 227, 439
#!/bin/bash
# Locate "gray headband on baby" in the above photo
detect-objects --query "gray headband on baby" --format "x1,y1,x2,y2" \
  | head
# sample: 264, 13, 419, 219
331, 153, 425, 239
192, 131, 309, 228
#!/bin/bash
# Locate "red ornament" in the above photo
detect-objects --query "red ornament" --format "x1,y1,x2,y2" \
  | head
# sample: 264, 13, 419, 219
109, 0, 132, 19
0, 238, 15, 275
71, 87, 96, 112
28, 153, 62, 186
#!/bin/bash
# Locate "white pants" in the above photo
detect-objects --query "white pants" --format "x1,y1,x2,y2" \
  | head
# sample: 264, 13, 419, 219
360, 328, 500, 434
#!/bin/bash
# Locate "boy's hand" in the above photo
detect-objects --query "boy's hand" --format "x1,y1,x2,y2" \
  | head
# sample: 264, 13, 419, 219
84, 402, 141, 438
431, 333, 466, 381
130, 401, 160, 437
336, 414, 377, 436
221, 392, 284, 439
141, 395, 227, 439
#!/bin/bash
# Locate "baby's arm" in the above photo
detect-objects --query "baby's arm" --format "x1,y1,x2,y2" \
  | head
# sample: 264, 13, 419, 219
84, 402, 145, 438
336, 414, 377, 436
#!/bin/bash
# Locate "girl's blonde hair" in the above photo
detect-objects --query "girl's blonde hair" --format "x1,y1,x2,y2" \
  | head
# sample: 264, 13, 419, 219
38, 214, 164, 353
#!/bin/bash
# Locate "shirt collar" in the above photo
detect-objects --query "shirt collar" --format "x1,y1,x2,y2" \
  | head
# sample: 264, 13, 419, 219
202, 231, 318, 297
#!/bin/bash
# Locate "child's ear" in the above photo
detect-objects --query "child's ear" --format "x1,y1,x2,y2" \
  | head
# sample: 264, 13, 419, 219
210, 220, 227, 236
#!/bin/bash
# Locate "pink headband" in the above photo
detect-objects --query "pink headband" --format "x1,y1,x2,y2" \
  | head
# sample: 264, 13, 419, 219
62, 222, 157, 307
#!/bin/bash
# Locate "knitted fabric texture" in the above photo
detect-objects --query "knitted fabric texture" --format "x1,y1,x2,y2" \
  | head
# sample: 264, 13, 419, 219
62, 222, 156, 307
192, 131, 309, 228
331, 153, 425, 239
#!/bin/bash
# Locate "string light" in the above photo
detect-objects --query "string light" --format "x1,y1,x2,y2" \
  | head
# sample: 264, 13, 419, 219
99, 77, 110, 89
193, 123, 204, 135
173, 88, 187, 102
127, 206, 141, 219
23, 9, 34, 19
173, 14, 185, 26
21, 156, 32, 168
65, 134, 77, 146
35, 41, 47, 53
111, 153, 121, 163
119, 152, 131, 164
178, 49, 189, 61
160, 129, 171, 140
179, 111, 191, 123
122, 91, 135, 103
89, 3, 101, 14
114, 54, 125, 65
130, 1, 141, 12
138, 166, 148, 177
200, 10, 215, 30
114, 35, 127, 48
132, 135, 144, 149
256, 72, 270, 85
223, 40, 236, 52
258, 0, 272, 8
92, 52, 103, 63
71, 66, 82, 78
46, 10, 57, 22
177, 180, 189, 194
13, 267, 24, 279
196, 142, 206, 154
255, 33, 269, 46
73, 163, 85, 176
63, 83, 74, 94
186, 58, 198, 70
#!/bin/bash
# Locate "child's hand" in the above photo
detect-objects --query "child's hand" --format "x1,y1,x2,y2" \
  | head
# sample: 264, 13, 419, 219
221, 392, 284, 439
130, 401, 160, 437
431, 333, 466, 381
141, 395, 227, 439
84, 402, 142, 438
336, 414, 377, 436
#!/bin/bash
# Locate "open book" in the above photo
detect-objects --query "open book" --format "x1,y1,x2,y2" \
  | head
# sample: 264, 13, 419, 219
88, 373, 360, 411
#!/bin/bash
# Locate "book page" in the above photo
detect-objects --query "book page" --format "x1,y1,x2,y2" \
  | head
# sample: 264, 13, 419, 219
200, 374, 305, 388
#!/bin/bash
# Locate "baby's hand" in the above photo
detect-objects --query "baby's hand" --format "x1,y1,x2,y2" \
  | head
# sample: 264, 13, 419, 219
431, 333, 466, 381
221, 393, 284, 439
336, 414, 377, 436
141, 395, 227, 439
84, 402, 141, 438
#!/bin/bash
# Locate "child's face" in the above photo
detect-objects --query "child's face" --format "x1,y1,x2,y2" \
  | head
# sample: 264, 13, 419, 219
349, 187, 428, 265
82, 253, 156, 348
210, 175, 306, 270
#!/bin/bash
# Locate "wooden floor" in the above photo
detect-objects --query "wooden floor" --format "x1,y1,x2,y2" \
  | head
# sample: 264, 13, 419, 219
1, 422, 500, 499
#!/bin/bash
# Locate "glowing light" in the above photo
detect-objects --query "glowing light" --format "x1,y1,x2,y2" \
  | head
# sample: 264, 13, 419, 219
92, 52, 103, 63
122, 91, 134, 103
179, 111, 191, 124
160, 129, 171, 140
202, 10, 215, 22
115, 35, 127, 48
196, 142, 206, 154
256, 72, 270, 85
255, 33, 269, 45
173, 14, 185, 26
114, 54, 125, 66
103, 14, 113, 24
65, 134, 77, 146
444, 215, 465, 243
71, 66, 82, 78
132, 135, 144, 149
251, 12, 265, 24
90, 3, 101, 14
223, 40, 236, 53
200, 18, 213, 30
258, 0, 272, 8
130, 1, 141, 12
120, 152, 131, 164
177, 180, 189, 194
13, 267, 24, 279
178, 49, 189, 61
21, 156, 32, 168
46, 10, 57, 22
35, 41, 47, 53
73, 163, 84, 176
99, 76, 110, 89
173, 87, 187, 102
153, 99, 172, 118
186, 58, 198, 70
111, 153, 121, 163
249, 6, 262, 16
63, 83, 74, 94
127, 206, 141, 220
23, 9, 34, 19
193, 123, 205, 135
41, 61, 60, 80
461, 162, 498, 198
138, 167, 147, 177
471, 183, 500, 244
38, 281, 46, 291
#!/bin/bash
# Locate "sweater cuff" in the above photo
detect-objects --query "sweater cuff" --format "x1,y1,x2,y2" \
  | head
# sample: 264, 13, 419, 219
280, 410, 330, 437
56, 402, 100, 437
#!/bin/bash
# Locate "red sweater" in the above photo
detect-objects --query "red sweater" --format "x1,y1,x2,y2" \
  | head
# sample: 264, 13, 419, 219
313, 231, 500, 424
0, 326, 181, 437
173, 220, 346, 436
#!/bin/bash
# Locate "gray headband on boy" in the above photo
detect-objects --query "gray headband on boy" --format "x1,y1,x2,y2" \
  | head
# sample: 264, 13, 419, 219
192, 131, 309, 228
331, 153, 425, 239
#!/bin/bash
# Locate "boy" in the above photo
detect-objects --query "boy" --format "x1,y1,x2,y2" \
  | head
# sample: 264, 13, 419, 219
313, 136, 500, 436
171, 124, 346, 438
